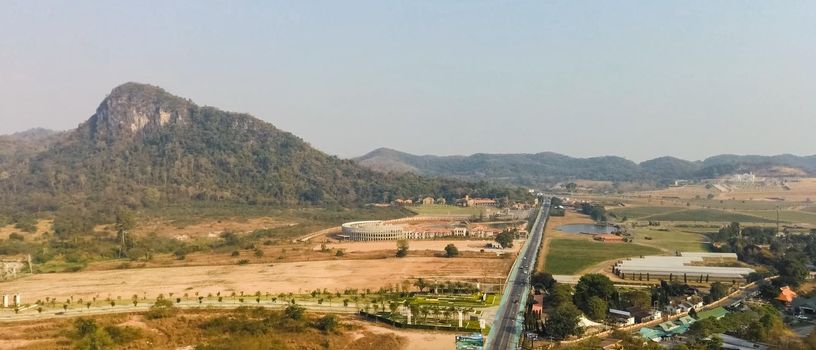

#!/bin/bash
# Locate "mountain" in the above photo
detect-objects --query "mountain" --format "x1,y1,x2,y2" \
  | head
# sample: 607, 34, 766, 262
356, 148, 816, 186
0, 128, 63, 169
0, 83, 522, 214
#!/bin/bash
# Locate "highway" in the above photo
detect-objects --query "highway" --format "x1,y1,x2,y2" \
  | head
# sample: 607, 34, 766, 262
487, 198, 550, 350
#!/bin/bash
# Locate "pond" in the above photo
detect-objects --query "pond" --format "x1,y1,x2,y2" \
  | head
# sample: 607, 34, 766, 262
556, 223, 617, 234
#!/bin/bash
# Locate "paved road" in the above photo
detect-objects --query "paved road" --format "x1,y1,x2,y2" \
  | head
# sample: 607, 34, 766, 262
487, 199, 550, 350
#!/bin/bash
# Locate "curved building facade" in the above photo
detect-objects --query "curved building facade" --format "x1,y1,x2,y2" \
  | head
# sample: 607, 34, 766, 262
341, 221, 406, 241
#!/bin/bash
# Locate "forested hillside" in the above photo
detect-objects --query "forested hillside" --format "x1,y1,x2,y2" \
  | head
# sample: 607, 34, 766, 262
0, 83, 524, 218
356, 148, 816, 187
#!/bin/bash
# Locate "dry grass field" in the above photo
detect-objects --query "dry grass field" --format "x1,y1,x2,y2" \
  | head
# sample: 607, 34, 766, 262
0, 310, 454, 350
0, 219, 52, 240
635, 178, 816, 202
123, 216, 297, 239
1, 257, 512, 302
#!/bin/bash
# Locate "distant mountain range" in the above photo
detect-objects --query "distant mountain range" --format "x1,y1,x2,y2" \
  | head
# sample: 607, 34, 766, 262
0, 83, 521, 214
355, 148, 816, 187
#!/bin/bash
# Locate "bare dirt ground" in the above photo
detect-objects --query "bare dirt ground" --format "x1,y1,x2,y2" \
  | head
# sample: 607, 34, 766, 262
114, 216, 297, 239
315, 239, 524, 253
0, 257, 512, 302
356, 322, 457, 350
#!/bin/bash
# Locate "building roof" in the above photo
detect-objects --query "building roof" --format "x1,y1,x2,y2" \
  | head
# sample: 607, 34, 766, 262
778, 286, 797, 303
639, 327, 665, 341
678, 316, 696, 325
718, 334, 769, 350
658, 321, 679, 332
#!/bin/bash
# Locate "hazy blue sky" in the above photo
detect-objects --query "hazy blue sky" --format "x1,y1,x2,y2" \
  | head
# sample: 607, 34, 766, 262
1, 1, 814, 161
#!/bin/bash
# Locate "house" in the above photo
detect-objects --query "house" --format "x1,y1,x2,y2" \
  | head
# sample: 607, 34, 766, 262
778, 286, 797, 304
531, 294, 544, 315
633, 309, 662, 323
658, 321, 680, 333
421, 197, 435, 205
452, 227, 467, 237
459, 195, 497, 207
609, 308, 635, 326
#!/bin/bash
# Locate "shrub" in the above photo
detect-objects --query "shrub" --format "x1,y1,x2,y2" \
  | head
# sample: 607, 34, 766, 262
145, 299, 178, 319
8, 232, 24, 241
284, 304, 305, 320
315, 314, 341, 332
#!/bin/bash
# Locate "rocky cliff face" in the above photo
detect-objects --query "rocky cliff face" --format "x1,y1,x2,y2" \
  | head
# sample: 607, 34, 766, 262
83, 83, 193, 143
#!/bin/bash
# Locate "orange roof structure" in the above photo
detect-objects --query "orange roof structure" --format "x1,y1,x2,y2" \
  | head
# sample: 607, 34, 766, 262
595, 233, 624, 242
777, 286, 797, 303
532, 294, 544, 313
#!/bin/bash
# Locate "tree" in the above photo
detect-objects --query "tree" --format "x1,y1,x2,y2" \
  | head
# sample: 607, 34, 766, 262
73, 318, 115, 350
444, 244, 459, 257
622, 290, 652, 313
775, 256, 808, 286
531, 272, 556, 293
545, 303, 582, 340
414, 278, 428, 292
495, 231, 514, 249
708, 282, 729, 302
115, 209, 136, 258
551, 284, 574, 306
584, 296, 608, 321
573, 274, 616, 314
396, 239, 409, 257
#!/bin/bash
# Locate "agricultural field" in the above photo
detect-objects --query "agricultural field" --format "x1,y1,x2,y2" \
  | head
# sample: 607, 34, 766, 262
642, 208, 776, 223
543, 239, 660, 275
632, 228, 711, 253
407, 204, 484, 217
607, 206, 684, 219
746, 210, 816, 226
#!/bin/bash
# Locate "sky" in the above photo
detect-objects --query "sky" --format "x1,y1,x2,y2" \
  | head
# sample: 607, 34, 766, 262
0, 1, 814, 161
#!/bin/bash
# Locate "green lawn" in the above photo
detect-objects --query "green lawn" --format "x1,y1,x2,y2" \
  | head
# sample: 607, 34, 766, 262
633, 228, 711, 253
408, 204, 483, 217
544, 239, 661, 275
644, 209, 775, 223
803, 206, 816, 213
